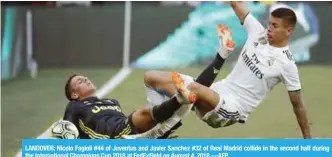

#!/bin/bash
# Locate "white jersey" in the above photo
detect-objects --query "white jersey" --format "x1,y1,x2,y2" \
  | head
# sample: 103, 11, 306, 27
221, 13, 302, 118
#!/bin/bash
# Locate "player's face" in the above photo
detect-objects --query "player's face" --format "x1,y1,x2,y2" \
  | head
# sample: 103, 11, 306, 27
267, 16, 292, 45
70, 75, 96, 100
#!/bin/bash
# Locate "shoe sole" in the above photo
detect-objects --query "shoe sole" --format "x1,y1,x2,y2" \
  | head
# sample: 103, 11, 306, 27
171, 72, 196, 104
217, 24, 235, 49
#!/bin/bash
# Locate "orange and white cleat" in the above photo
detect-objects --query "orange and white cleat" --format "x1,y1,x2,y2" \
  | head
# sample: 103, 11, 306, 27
171, 72, 196, 104
217, 24, 235, 58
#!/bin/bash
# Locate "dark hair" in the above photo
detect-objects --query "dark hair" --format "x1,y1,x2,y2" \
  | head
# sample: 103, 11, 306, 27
65, 74, 78, 101
271, 8, 297, 27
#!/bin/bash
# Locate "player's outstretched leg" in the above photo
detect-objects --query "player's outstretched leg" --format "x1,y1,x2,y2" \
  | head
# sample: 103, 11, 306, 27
122, 104, 192, 139
144, 83, 182, 139
122, 74, 196, 139
136, 72, 195, 139
195, 24, 235, 87
126, 83, 196, 135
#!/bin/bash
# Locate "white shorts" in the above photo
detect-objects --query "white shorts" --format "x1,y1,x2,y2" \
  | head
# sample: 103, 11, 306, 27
145, 73, 195, 107
179, 74, 244, 128
204, 80, 245, 128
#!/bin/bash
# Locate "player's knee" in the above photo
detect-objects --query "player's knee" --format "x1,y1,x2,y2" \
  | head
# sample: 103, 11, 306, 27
198, 114, 222, 129
194, 110, 219, 129
207, 123, 222, 129
201, 112, 237, 129
133, 107, 153, 125
144, 70, 172, 89
137, 107, 151, 117
144, 70, 160, 88
144, 70, 155, 86
132, 107, 155, 133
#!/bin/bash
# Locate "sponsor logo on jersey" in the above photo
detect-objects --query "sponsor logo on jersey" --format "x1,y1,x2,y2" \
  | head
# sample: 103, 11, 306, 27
242, 50, 264, 79
92, 105, 121, 113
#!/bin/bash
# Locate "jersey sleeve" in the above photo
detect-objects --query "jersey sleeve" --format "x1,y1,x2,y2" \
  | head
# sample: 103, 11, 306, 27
280, 63, 302, 91
242, 13, 265, 38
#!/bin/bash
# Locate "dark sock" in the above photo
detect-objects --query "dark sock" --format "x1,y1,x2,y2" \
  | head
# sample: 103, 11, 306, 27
193, 54, 225, 110
195, 54, 225, 87
151, 96, 181, 122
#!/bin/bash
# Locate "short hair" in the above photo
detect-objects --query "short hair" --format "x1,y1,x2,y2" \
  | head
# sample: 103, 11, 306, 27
65, 74, 78, 101
271, 8, 297, 27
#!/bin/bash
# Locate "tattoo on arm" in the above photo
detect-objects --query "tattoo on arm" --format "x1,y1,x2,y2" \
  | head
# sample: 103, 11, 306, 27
288, 90, 311, 139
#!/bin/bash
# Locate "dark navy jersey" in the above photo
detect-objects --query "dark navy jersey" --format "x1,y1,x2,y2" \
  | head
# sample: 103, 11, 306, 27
63, 96, 132, 139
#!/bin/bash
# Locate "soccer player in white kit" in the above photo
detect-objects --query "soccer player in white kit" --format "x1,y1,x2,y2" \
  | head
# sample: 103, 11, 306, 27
123, 1, 311, 139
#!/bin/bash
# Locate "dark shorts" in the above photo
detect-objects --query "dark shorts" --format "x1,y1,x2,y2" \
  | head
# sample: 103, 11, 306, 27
100, 112, 139, 139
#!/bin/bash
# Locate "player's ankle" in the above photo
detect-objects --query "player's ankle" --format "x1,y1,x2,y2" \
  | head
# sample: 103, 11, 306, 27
175, 93, 185, 104
216, 53, 225, 62
218, 48, 229, 59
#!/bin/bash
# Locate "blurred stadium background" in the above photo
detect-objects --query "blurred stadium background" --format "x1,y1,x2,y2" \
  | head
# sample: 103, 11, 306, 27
1, 1, 332, 157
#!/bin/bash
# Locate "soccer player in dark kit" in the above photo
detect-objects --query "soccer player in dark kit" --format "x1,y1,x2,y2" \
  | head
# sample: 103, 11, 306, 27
63, 74, 196, 139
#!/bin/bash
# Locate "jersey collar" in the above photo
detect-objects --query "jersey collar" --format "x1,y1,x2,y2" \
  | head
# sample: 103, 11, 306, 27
82, 96, 100, 101
267, 43, 289, 51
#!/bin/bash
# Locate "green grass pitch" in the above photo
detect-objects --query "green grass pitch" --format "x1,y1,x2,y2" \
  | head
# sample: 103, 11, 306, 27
2, 65, 332, 156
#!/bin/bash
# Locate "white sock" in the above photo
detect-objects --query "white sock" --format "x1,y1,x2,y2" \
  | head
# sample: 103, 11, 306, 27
217, 30, 234, 59
130, 104, 193, 138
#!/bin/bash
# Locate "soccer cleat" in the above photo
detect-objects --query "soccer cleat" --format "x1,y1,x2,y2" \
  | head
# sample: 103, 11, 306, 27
217, 24, 235, 59
171, 72, 196, 104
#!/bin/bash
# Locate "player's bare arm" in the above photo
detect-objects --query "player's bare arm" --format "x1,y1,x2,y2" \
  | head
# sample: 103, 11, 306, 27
288, 90, 311, 139
229, 1, 249, 24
